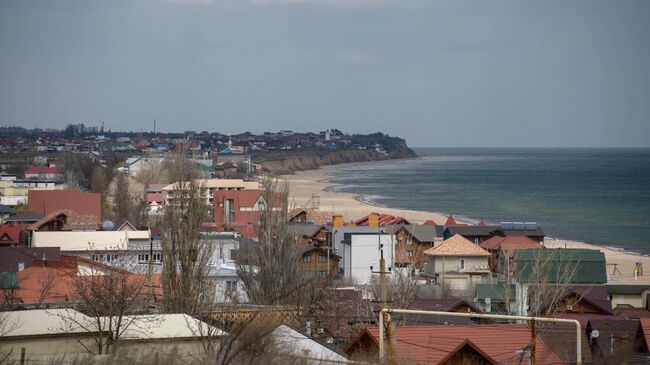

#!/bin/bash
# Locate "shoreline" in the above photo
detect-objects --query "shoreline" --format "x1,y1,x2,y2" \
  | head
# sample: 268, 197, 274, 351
284, 162, 650, 285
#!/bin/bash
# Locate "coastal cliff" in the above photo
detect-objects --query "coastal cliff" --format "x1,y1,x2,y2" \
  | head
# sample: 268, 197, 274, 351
260, 143, 417, 175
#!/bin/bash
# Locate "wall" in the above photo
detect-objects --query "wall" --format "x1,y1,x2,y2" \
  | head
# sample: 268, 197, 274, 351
345, 233, 395, 285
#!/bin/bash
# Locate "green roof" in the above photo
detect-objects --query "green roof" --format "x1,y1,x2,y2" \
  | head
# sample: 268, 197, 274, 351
513, 248, 607, 284
606, 284, 650, 295
0, 272, 19, 289
475, 284, 515, 303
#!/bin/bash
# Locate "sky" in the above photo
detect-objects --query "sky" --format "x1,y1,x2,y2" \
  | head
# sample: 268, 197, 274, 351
1, 0, 649, 148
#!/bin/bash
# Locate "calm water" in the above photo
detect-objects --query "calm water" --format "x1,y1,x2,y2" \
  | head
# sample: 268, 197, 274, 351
328, 148, 650, 253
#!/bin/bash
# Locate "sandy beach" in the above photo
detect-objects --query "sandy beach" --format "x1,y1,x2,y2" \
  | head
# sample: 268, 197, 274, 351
286, 163, 650, 285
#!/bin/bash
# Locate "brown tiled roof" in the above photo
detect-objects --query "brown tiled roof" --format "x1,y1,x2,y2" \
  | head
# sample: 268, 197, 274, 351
424, 234, 490, 257
345, 324, 561, 364
289, 208, 332, 225
28, 190, 101, 225
30, 209, 99, 231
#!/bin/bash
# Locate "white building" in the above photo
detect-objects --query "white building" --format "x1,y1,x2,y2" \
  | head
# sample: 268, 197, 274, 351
332, 227, 395, 285
31, 230, 159, 273
163, 179, 260, 213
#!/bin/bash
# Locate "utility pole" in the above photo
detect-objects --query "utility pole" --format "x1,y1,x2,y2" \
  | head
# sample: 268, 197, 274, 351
147, 228, 154, 301
372, 228, 397, 365
530, 318, 536, 365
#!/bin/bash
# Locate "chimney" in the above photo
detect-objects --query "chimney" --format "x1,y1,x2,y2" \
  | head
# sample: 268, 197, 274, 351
332, 215, 343, 228
368, 213, 379, 228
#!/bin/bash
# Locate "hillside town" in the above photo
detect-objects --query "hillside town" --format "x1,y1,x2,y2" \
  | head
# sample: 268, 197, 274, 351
0, 135, 649, 365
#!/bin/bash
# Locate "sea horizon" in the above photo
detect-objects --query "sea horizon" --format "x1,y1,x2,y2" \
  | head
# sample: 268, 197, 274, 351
327, 147, 650, 254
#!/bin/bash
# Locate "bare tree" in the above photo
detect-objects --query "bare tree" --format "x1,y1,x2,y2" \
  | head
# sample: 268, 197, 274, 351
36, 270, 56, 309
160, 154, 214, 315
237, 178, 329, 316
58, 254, 151, 355
512, 249, 579, 317
112, 173, 147, 228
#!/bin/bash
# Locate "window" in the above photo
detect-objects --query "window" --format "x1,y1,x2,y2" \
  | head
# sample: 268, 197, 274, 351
318, 271, 328, 278
303, 256, 311, 263
318, 255, 327, 263
459, 259, 465, 270
138, 253, 150, 263
91, 254, 114, 263
226, 280, 237, 292
407, 250, 414, 257
407, 238, 413, 245
153, 253, 162, 264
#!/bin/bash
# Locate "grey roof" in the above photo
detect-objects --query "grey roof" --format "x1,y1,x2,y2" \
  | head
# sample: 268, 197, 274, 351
0, 247, 61, 272
444, 225, 498, 237
606, 284, 650, 295
287, 223, 325, 238
5, 211, 44, 223
0, 205, 13, 214
495, 227, 545, 237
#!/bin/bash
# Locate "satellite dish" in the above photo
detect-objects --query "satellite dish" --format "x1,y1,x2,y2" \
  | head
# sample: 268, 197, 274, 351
591, 330, 600, 339
485, 297, 492, 305
101, 220, 115, 231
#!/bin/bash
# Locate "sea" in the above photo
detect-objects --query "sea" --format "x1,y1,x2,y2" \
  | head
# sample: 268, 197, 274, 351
327, 148, 650, 254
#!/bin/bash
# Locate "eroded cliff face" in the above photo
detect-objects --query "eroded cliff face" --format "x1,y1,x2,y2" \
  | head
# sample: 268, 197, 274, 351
260, 145, 416, 175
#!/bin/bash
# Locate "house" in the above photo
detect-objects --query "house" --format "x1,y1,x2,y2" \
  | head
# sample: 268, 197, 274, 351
208, 262, 248, 303
475, 284, 516, 313
332, 226, 395, 284
163, 178, 259, 216
314, 288, 375, 346
213, 189, 281, 229
492, 222, 546, 243
480, 235, 542, 272
289, 208, 332, 226
444, 222, 545, 244
512, 248, 608, 316
29, 209, 99, 232
607, 285, 650, 309
423, 234, 491, 293
0, 309, 220, 363
31, 230, 155, 273
0, 246, 61, 272
0, 255, 162, 305
443, 225, 496, 244
402, 298, 481, 325
301, 245, 340, 277
354, 212, 410, 227
385, 224, 444, 268
269, 324, 350, 364
550, 286, 614, 316
513, 248, 607, 285
0, 224, 23, 245
28, 190, 102, 228
24, 165, 63, 181
4, 211, 44, 226
344, 324, 562, 364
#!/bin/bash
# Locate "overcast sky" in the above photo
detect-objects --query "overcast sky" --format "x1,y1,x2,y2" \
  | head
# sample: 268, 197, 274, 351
1, 0, 649, 147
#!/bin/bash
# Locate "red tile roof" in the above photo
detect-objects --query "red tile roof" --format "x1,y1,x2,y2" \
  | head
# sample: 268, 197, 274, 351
0, 255, 163, 305
480, 235, 541, 254
444, 214, 457, 226
0, 224, 22, 244
345, 324, 562, 365
146, 192, 164, 203
422, 220, 437, 226
24, 166, 61, 175
478, 218, 487, 226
